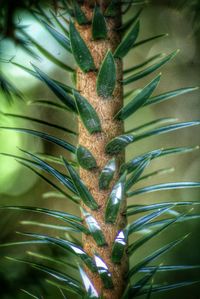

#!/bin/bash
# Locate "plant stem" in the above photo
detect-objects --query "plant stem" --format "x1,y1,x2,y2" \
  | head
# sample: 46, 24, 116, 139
76, 2, 127, 298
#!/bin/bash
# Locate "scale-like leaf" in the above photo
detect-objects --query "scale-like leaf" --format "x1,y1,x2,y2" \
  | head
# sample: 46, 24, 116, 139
63, 158, 99, 210
97, 51, 116, 97
140, 215, 200, 232
123, 267, 158, 299
133, 33, 168, 49
13, 62, 74, 94
128, 216, 182, 255
20, 149, 77, 194
105, 134, 135, 155
0, 205, 81, 222
46, 279, 81, 296
105, 172, 126, 223
18, 36, 40, 60
127, 234, 188, 278
20, 221, 79, 232
117, 8, 142, 33
126, 201, 200, 216
32, 64, 77, 112
99, 158, 116, 190
120, 146, 199, 174
137, 280, 200, 297
19, 232, 97, 272
116, 74, 161, 120
7, 257, 84, 296
69, 21, 95, 72
127, 182, 200, 197
20, 30, 74, 72
145, 86, 199, 107
0, 205, 88, 234
140, 265, 200, 273
22, 162, 76, 202
35, 153, 77, 167
106, 121, 200, 155
111, 230, 127, 264
81, 208, 107, 246
114, 21, 140, 58
79, 267, 99, 299
125, 156, 151, 191
0, 153, 76, 202
32, 3, 53, 24
0, 111, 76, 135
60, 1, 74, 16
92, 5, 107, 40
73, 90, 101, 134
28, 100, 69, 111
126, 206, 172, 236
76, 146, 97, 170
125, 117, 177, 134
73, 1, 89, 25
123, 50, 179, 85
139, 167, 174, 181
104, 0, 118, 17
0, 127, 76, 153
49, 10, 69, 36
94, 254, 113, 289
0, 73, 23, 102
27, 251, 77, 271
41, 20, 72, 52
123, 53, 164, 75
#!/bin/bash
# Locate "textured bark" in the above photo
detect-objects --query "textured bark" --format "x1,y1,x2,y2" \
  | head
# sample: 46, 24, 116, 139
76, 2, 127, 298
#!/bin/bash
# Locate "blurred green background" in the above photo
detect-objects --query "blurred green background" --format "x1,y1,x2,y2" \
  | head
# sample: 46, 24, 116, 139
0, 1, 199, 298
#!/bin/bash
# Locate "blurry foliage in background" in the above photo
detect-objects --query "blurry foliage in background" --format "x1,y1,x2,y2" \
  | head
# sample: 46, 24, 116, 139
171, 0, 200, 36
0, 0, 200, 42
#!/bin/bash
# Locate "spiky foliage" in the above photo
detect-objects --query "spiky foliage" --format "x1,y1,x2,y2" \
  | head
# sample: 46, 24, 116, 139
0, 1, 200, 298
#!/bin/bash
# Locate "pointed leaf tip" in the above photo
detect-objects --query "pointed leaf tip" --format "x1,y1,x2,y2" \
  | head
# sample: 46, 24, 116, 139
31, 64, 77, 112
73, 90, 101, 134
97, 50, 116, 98
69, 21, 95, 73
94, 254, 114, 289
127, 181, 200, 197
145, 86, 199, 107
105, 172, 126, 223
76, 146, 97, 170
99, 158, 116, 190
0, 127, 76, 154
105, 0, 119, 17
123, 50, 179, 85
92, 5, 107, 40
116, 74, 161, 120
79, 267, 99, 298
125, 156, 151, 191
112, 230, 127, 264
105, 134, 135, 155
81, 208, 107, 246
114, 20, 140, 59
63, 158, 99, 210
41, 20, 72, 53
73, 1, 89, 25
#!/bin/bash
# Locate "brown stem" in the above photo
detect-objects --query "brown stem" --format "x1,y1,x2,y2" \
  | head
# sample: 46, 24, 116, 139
76, 2, 127, 298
